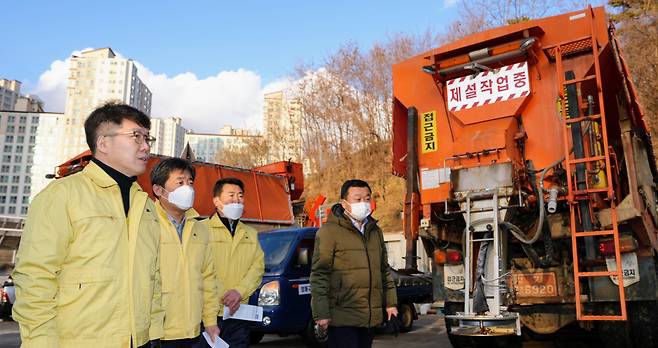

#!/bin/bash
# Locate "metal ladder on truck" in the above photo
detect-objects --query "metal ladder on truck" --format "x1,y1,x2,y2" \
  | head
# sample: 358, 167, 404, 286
552, 6, 627, 321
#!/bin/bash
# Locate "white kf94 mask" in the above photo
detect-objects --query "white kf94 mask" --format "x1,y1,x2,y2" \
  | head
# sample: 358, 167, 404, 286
222, 203, 244, 220
349, 201, 371, 221
166, 185, 195, 210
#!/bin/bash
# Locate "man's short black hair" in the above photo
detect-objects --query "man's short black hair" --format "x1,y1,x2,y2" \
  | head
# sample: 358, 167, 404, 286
150, 158, 196, 198
84, 102, 151, 154
213, 178, 245, 197
340, 179, 372, 199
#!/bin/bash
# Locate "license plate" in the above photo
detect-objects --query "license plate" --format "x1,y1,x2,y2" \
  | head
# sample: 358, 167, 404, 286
605, 252, 640, 287
298, 283, 312, 295
444, 264, 465, 290
511, 272, 558, 297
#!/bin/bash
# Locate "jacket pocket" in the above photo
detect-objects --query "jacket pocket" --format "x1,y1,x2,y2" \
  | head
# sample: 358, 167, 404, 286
330, 273, 342, 306
57, 268, 116, 337
70, 210, 120, 240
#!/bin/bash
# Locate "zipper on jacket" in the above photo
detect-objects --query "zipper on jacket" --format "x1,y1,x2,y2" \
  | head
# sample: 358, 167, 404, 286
361, 228, 373, 328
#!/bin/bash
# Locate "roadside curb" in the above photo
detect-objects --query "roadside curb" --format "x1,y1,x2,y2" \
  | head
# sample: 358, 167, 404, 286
0, 321, 18, 335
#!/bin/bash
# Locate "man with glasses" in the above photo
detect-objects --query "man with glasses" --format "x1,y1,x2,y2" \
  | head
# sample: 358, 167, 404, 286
13, 103, 165, 347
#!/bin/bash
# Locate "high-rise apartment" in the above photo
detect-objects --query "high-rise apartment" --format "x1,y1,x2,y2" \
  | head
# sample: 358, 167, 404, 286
151, 117, 186, 157
59, 47, 152, 162
263, 90, 302, 162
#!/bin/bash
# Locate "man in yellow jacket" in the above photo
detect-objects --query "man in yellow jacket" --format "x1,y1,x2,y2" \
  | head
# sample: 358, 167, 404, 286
150, 158, 220, 347
197, 178, 264, 348
12, 103, 164, 347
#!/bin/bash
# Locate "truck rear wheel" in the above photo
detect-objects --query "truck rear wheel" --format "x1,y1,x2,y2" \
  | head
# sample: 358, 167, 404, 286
598, 300, 658, 348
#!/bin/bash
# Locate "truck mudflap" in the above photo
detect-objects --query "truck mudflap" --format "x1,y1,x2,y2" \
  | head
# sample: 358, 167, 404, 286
445, 312, 521, 336
605, 252, 640, 287
589, 254, 658, 302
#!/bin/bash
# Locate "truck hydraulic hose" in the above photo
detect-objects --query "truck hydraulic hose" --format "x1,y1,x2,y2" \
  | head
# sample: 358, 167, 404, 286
518, 155, 565, 245
547, 187, 559, 214
509, 220, 554, 268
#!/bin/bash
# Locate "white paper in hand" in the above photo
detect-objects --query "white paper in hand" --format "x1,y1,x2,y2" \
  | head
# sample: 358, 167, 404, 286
223, 304, 264, 322
202, 332, 229, 348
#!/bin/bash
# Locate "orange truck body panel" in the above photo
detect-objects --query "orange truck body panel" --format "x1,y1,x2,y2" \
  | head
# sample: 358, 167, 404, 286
56, 151, 300, 225
253, 161, 304, 201
392, 6, 630, 204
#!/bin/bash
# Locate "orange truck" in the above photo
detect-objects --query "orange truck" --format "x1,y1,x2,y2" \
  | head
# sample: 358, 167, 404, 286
55, 150, 304, 229
392, 6, 658, 346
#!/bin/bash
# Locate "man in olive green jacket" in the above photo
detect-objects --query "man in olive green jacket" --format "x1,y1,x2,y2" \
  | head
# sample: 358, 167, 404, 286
311, 179, 397, 348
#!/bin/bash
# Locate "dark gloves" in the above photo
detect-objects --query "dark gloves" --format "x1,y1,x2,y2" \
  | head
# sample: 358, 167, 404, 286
386, 315, 401, 337
149, 339, 161, 348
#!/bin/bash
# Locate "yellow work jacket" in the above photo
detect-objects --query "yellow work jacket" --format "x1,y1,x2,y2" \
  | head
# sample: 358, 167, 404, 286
12, 161, 164, 348
205, 214, 264, 315
155, 202, 219, 340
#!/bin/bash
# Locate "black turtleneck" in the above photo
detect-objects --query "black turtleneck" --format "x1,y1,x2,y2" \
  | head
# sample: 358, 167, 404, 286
218, 212, 239, 236
91, 158, 137, 216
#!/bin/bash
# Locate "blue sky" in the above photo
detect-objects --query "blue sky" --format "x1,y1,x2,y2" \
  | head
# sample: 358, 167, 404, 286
3, 0, 458, 89
3, 1, 604, 132
2, 0, 460, 131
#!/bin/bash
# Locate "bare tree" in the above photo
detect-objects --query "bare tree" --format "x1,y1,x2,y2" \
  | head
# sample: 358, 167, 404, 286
609, 0, 658, 154
293, 33, 441, 230
214, 136, 271, 168
440, 0, 594, 42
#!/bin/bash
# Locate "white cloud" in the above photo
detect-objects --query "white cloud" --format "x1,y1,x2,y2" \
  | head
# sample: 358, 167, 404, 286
28, 49, 291, 134
262, 77, 294, 95
443, 0, 459, 8
134, 62, 265, 133
30, 48, 93, 113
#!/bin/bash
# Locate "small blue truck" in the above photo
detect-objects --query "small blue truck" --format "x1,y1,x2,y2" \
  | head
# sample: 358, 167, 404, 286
248, 227, 433, 347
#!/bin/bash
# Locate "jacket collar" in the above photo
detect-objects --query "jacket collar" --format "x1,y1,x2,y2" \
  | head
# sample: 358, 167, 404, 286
209, 212, 239, 230
327, 203, 378, 234
84, 160, 144, 192
209, 212, 248, 245
91, 157, 136, 187
84, 161, 120, 188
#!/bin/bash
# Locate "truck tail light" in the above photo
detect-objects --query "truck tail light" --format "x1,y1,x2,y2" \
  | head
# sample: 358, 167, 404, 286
435, 249, 463, 264
446, 249, 462, 264
434, 250, 447, 264
598, 236, 638, 256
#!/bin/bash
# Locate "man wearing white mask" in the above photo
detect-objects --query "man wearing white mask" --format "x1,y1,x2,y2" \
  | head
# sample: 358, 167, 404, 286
150, 158, 220, 347
310, 179, 398, 348
199, 178, 264, 348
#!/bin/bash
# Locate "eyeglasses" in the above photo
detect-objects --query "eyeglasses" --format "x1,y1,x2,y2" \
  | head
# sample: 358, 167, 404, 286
104, 130, 156, 146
